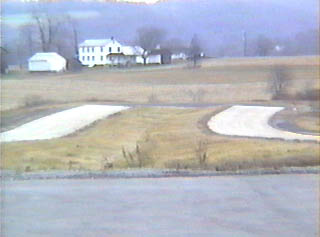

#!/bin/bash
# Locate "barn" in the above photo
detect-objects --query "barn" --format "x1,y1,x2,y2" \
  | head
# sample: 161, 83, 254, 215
28, 53, 67, 72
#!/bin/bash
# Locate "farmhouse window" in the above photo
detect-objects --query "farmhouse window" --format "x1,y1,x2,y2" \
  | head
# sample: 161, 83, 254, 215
106, 55, 108, 60
101, 56, 103, 61
118, 47, 120, 52
101, 47, 103, 52
92, 56, 95, 61
92, 47, 94, 52
87, 47, 89, 53
87, 56, 90, 61
109, 47, 112, 53
82, 56, 85, 61
82, 47, 85, 53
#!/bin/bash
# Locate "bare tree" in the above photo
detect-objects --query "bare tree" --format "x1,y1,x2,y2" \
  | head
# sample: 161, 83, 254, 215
189, 34, 202, 67
19, 24, 37, 57
0, 46, 8, 74
32, 9, 61, 52
136, 26, 166, 65
65, 15, 79, 58
269, 66, 289, 99
163, 37, 187, 51
255, 35, 274, 56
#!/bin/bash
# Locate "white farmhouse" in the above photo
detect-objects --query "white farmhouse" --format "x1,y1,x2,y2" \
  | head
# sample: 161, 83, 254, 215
122, 46, 144, 64
78, 38, 144, 66
28, 52, 67, 72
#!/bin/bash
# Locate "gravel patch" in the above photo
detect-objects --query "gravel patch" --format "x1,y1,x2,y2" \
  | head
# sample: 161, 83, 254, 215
208, 105, 320, 141
0, 105, 129, 142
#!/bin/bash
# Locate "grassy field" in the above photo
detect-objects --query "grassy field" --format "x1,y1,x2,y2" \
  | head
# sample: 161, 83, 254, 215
1, 56, 319, 172
1, 107, 319, 172
293, 112, 320, 133
1, 56, 319, 111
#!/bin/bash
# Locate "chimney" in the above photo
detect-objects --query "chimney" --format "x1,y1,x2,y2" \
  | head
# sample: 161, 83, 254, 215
111, 36, 114, 42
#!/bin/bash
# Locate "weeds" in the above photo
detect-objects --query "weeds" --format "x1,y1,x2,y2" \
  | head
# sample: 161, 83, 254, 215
101, 156, 113, 170
195, 139, 209, 168
122, 132, 155, 168
185, 89, 207, 103
24, 95, 52, 107
269, 66, 289, 99
148, 93, 159, 103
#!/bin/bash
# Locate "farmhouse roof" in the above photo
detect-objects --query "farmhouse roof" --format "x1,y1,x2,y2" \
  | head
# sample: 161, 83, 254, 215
122, 46, 144, 56
79, 39, 118, 47
29, 52, 66, 62
148, 48, 172, 55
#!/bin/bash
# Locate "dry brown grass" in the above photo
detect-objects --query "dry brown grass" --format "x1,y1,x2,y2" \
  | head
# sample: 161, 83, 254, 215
2, 107, 319, 172
293, 113, 320, 133
1, 56, 319, 172
1, 56, 319, 111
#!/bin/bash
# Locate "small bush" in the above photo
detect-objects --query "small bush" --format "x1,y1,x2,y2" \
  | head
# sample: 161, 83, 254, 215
269, 66, 290, 99
185, 89, 207, 103
148, 93, 159, 103
101, 156, 113, 170
295, 89, 320, 101
24, 95, 52, 107
122, 133, 156, 168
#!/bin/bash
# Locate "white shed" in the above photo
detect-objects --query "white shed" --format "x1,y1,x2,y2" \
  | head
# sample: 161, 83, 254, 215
28, 53, 67, 72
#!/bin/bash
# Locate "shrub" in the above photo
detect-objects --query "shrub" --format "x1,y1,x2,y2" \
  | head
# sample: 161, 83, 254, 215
24, 95, 52, 107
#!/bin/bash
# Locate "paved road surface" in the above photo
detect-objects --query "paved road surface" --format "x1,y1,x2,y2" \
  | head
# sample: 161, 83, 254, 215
2, 174, 319, 237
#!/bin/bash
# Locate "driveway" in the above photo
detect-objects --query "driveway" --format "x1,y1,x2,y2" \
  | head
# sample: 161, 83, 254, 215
0, 105, 129, 142
208, 105, 320, 141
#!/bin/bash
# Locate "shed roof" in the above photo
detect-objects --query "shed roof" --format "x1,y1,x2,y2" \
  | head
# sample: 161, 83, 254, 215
148, 48, 172, 56
79, 39, 118, 47
29, 52, 66, 62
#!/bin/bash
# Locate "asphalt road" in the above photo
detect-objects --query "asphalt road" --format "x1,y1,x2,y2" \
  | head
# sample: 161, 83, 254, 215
2, 174, 319, 237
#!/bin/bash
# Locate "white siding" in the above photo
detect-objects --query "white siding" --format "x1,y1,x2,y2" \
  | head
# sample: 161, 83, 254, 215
29, 60, 51, 71
146, 55, 161, 64
136, 56, 144, 64
78, 41, 123, 66
28, 53, 66, 72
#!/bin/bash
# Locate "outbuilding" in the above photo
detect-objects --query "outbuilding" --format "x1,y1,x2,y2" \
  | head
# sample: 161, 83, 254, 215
28, 52, 67, 72
146, 49, 172, 64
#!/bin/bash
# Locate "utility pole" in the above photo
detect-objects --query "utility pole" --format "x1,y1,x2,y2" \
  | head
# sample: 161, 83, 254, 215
243, 31, 247, 57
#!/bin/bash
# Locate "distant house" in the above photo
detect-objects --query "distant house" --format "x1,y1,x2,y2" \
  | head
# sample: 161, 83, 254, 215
171, 52, 188, 61
28, 52, 67, 72
170, 47, 189, 61
146, 49, 172, 64
78, 38, 144, 66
